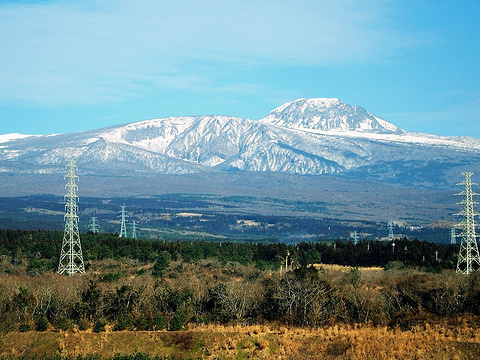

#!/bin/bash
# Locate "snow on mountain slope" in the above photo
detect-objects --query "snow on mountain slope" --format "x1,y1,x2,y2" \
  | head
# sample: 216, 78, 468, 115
0, 129, 204, 175
1, 98, 480, 188
218, 140, 343, 174
261, 98, 404, 134
163, 116, 280, 166
0, 133, 38, 144
100, 116, 198, 153
83, 115, 279, 167
280, 126, 480, 151
261, 98, 480, 152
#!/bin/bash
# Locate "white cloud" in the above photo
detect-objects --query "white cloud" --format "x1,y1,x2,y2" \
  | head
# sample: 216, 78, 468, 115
0, 0, 420, 106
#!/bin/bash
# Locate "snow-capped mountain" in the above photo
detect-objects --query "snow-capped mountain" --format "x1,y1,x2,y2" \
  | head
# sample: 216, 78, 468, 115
261, 98, 404, 134
1, 98, 480, 188
0, 133, 37, 143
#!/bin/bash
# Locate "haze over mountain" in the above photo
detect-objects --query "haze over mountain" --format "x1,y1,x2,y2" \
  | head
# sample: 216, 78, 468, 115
1, 98, 479, 191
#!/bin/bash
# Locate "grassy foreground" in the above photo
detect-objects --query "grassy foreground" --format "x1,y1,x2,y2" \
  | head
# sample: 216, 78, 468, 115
1, 322, 480, 360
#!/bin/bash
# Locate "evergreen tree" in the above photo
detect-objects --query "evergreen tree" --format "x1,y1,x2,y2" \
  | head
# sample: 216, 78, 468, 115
152, 251, 170, 277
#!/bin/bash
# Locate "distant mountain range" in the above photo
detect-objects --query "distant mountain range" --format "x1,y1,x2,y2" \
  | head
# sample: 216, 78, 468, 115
1, 98, 480, 189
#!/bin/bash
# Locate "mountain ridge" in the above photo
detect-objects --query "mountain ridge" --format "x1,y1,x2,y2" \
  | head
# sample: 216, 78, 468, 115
1, 98, 480, 189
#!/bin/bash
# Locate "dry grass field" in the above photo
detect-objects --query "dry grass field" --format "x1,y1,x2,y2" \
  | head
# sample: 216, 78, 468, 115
1, 321, 480, 359
2, 253, 480, 359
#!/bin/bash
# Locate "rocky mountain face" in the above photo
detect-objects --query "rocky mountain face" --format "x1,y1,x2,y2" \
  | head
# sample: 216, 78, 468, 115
1, 98, 480, 189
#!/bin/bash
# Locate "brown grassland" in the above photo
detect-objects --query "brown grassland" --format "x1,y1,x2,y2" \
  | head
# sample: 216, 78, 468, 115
1, 259, 480, 359
2, 321, 480, 359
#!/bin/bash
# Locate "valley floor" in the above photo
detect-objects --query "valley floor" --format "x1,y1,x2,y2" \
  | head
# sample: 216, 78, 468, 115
1, 322, 480, 359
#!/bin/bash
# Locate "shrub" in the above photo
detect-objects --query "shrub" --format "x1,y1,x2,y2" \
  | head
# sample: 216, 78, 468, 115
55, 315, 72, 331
136, 268, 147, 275
465, 270, 480, 314
114, 314, 132, 331
341, 287, 387, 325
274, 267, 333, 326
81, 280, 101, 321
343, 267, 361, 287
384, 261, 405, 271
18, 322, 31, 332
34, 315, 49, 331
389, 307, 428, 330
93, 318, 107, 333
255, 260, 271, 271
134, 315, 149, 331
77, 318, 90, 331
169, 311, 188, 331
100, 272, 124, 282
153, 314, 168, 330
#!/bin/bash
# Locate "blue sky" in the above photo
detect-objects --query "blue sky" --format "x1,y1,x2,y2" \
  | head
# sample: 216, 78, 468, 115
1, 0, 480, 137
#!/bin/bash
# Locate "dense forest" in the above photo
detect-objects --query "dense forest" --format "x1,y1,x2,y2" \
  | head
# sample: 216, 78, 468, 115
0, 229, 458, 275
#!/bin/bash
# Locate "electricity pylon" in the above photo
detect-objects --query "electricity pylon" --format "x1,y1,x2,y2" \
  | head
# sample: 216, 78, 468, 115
58, 160, 85, 275
131, 220, 137, 239
451, 228, 457, 245
353, 231, 358, 246
89, 217, 99, 233
388, 219, 395, 241
119, 204, 128, 237
456, 172, 480, 274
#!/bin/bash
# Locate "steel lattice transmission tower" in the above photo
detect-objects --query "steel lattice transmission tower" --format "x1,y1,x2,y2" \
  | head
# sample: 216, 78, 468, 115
388, 219, 395, 241
58, 160, 85, 275
456, 172, 480, 274
89, 217, 99, 233
451, 228, 457, 245
131, 220, 137, 239
119, 204, 128, 238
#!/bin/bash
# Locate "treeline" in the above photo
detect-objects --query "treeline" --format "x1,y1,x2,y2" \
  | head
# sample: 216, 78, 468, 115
0, 229, 458, 274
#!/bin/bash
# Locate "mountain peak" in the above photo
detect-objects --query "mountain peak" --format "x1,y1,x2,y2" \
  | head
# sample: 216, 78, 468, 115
261, 98, 404, 134
300, 97, 341, 106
